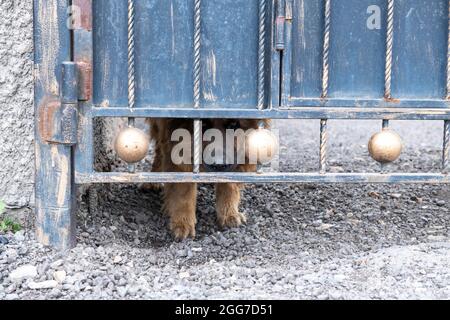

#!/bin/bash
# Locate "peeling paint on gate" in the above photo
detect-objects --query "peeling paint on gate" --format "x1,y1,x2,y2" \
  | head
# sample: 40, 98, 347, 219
36, 0, 60, 95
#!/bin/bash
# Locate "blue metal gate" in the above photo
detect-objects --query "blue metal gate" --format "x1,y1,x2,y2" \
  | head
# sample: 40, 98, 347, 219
35, 0, 450, 248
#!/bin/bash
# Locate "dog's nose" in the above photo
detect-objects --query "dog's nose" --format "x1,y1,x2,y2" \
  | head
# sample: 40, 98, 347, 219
204, 164, 235, 172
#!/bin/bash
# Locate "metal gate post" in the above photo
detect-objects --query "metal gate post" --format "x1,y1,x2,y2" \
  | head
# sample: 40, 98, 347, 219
34, 1, 77, 250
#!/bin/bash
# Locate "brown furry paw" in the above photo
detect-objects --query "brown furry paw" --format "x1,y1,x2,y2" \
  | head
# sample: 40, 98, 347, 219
170, 219, 196, 240
218, 210, 247, 229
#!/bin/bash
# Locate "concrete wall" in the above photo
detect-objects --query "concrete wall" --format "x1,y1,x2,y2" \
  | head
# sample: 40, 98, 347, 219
0, 1, 34, 208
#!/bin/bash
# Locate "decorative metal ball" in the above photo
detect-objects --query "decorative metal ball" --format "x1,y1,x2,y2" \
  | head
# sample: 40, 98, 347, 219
114, 127, 150, 164
247, 128, 278, 165
368, 129, 403, 163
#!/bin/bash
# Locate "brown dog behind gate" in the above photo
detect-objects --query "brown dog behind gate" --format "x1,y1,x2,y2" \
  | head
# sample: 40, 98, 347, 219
146, 118, 270, 240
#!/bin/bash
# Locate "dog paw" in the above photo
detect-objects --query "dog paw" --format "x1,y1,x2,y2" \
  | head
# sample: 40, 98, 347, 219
218, 211, 247, 229
170, 219, 196, 240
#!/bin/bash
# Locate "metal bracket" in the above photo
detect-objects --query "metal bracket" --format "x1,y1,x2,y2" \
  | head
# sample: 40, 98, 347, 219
38, 62, 78, 145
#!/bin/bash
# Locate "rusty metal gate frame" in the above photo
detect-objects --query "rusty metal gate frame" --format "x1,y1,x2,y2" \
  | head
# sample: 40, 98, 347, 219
35, 0, 450, 249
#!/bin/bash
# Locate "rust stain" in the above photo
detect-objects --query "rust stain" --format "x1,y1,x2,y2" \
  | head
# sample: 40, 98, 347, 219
73, 0, 93, 31
384, 97, 401, 103
77, 60, 93, 101
38, 97, 61, 142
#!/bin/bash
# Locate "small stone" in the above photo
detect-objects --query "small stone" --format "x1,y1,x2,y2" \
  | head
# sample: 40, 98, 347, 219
14, 230, 25, 242
38, 261, 50, 276
148, 255, 157, 264
113, 255, 123, 264
10, 265, 38, 281
411, 196, 423, 204
49, 288, 62, 298
28, 280, 58, 290
334, 274, 347, 282
5, 249, 18, 263
192, 247, 202, 252
54, 271, 67, 283
50, 260, 64, 269
5, 294, 19, 300
312, 220, 323, 227
368, 191, 380, 199
0, 236, 9, 245
117, 286, 128, 298
177, 249, 188, 258
179, 272, 190, 279
317, 223, 334, 231
390, 193, 402, 199
329, 291, 342, 299
435, 200, 445, 207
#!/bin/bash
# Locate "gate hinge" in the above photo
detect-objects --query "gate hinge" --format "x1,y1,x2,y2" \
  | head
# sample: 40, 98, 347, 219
275, 0, 287, 50
38, 62, 78, 145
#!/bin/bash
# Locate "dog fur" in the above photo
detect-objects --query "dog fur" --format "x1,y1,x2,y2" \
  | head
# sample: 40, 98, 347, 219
147, 118, 269, 240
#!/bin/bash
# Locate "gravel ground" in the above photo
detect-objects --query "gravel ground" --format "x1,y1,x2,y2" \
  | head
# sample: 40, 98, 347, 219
0, 120, 449, 300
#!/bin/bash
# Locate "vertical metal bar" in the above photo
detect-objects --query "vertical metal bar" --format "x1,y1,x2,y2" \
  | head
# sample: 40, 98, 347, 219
443, 121, 450, 171
319, 119, 328, 174
380, 119, 390, 172
280, 0, 293, 106
384, 0, 395, 99
127, 0, 136, 172
193, 0, 202, 173
35, 1, 76, 250
319, 0, 331, 173
88, 185, 98, 216
256, 0, 268, 174
443, 2, 450, 171
270, 0, 281, 108
127, 0, 136, 114
73, 0, 94, 176
193, 120, 202, 173
382, 0, 394, 173
257, 0, 267, 110
321, 0, 331, 99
